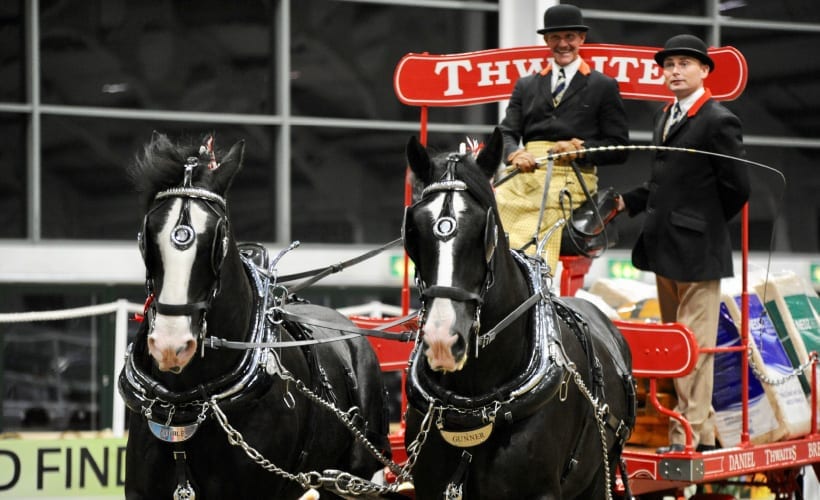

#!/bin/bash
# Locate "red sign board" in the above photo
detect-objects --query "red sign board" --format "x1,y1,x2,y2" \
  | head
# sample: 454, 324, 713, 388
394, 43, 748, 107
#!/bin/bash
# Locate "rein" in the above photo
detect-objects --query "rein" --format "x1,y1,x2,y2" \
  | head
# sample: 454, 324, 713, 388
274, 237, 403, 292
208, 308, 416, 351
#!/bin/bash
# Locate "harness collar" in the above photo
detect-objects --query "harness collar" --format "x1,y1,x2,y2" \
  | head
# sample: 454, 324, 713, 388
118, 255, 272, 432
407, 250, 566, 429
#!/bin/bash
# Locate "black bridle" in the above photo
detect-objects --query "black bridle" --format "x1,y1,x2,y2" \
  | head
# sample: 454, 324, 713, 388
404, 154, 500, 353
138, 157, 230, 349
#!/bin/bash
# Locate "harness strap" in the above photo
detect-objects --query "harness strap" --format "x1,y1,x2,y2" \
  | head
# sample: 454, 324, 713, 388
476, 290, 541, 348
172, 446, 196, 500
156, 301, 208, 316
284, 238, 403, 293
207, 310, 414, 351
422, 285, 483, 304
445, 451, 472, 500
561, 407, 591, 483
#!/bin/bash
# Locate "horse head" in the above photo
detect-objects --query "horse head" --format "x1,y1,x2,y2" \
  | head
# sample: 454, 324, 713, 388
404, 128, 506, 372
132, 133, 246, 373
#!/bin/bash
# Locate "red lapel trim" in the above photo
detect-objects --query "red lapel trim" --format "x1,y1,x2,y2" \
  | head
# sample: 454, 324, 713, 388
538, 58, 590, 76
687, 88, 712, 117
663, 88, 713, 114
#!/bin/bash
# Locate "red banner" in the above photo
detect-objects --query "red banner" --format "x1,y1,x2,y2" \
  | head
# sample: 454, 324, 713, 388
393, 43, 747, 107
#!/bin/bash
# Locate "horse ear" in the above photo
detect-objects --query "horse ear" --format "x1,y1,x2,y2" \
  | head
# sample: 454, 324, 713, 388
211, 139, 245, 195
406, 135, 432, 185
475, 127, 504, 179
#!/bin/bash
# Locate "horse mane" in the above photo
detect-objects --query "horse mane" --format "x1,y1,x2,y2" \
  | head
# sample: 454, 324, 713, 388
127, 132, 227, 210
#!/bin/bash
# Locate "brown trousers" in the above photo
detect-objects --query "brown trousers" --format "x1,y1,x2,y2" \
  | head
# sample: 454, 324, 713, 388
495, 141, 597, 274
656, 275, 721, 448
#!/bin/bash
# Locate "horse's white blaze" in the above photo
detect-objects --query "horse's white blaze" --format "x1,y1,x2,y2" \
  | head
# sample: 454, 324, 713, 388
421, 194, 468, 371
148, 200, 209, 368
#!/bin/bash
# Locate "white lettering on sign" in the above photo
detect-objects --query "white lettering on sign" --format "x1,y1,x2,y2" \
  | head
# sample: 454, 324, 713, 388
638, 59, 664, 84
511, 58, 548, 77
436, 54, 668, 99
728, 451, 756, 471
434, 60, 472, 96
607, 57, 639, 82
809, 442, 820, 459
765, 446, 797, 465
476, 61, 512, 87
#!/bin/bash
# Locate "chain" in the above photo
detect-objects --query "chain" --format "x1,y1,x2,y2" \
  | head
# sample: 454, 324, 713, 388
210, 399, 306, 486
284, 374, 403, 476
398, 399, 436, 483
747, 347, 817, 386
569, 367, 613, 500
209, 370, 410, 497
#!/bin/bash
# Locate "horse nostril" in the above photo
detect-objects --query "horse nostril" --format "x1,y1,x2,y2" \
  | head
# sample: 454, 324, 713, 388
176, 339, 196, 358
452, 335, 467, 359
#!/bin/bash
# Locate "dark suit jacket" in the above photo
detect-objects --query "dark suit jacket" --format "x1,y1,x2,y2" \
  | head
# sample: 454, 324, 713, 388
622, 89, 750, 282
498, 59, 629, 166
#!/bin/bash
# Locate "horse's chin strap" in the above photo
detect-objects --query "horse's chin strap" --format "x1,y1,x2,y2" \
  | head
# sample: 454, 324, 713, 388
421, 285, 483, 304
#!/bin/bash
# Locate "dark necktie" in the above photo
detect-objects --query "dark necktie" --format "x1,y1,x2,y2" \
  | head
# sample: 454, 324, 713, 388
552, 68, 567, 106
663, 102, 682, 140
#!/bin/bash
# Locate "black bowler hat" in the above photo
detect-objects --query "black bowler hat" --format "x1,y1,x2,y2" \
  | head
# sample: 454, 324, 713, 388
654, 34, 715, 71
537, 4, 589, 35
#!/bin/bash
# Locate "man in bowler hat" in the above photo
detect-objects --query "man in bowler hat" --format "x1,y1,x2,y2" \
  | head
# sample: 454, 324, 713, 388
496, 4, 629, 272
617, 34, 750, 453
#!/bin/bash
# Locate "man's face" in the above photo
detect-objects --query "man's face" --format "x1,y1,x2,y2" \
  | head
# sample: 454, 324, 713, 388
662, 55, 709, 99
545, 30, 586, 66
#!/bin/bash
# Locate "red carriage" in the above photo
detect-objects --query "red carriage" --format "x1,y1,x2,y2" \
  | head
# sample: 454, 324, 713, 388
351, 43, 820, 498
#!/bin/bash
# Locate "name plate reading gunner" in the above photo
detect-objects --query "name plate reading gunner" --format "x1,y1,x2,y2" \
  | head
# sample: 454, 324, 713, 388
438, 422, 494, 448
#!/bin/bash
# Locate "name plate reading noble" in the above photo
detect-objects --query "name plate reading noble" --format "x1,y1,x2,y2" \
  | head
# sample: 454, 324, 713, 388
148, 419, 201, 442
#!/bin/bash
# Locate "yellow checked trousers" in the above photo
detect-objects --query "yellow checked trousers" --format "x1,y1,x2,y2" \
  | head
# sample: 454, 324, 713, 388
495, 141, 598, 274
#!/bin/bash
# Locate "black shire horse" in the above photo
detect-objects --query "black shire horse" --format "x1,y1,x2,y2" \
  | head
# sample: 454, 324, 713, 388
401, 128, 636, 499
118, 133, 391, 499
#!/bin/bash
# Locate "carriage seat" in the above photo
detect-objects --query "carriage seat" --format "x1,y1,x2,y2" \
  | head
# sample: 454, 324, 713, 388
238, 242, 270, 270
614, 320, 700, 452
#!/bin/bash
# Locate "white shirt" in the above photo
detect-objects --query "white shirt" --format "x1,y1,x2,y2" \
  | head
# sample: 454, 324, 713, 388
673, 87, 705, 118
664, 87, 705, 138
551, 57, 582, 90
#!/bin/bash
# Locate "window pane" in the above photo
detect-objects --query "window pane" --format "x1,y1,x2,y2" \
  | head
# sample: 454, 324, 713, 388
290, 127, 410, 244
40, 117, 277, 241
724, 28, 820, 140
291, 0, 498, 123
0, 115, 26, 237
0, 2, 24, 102
39, 0, 276, 113
723, 1, 820, 23
579, 0, 705, 16
289, 127, 498, 244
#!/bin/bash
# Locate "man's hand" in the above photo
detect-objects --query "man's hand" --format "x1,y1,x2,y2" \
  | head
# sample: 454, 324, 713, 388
550, 138, 585, 161
507, 149, 538, 173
